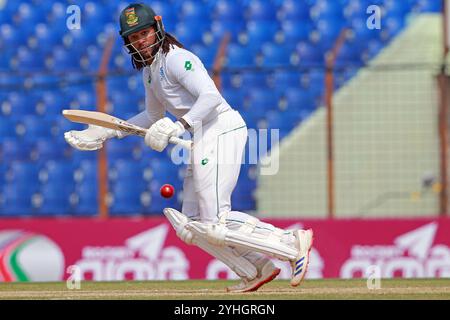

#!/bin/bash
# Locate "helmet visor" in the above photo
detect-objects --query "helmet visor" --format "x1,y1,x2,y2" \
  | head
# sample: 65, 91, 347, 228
124, 28, 165, 64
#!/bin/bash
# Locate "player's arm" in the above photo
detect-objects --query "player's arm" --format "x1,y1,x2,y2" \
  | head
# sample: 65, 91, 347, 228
118, 70, 166, 138
166, 51, 222, 129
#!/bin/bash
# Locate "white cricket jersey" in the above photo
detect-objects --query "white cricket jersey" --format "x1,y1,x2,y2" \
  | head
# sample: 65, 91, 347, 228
126, 45, 232, 130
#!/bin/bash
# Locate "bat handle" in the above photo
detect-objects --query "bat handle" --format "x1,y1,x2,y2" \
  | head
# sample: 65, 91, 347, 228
169, 136, 192, 149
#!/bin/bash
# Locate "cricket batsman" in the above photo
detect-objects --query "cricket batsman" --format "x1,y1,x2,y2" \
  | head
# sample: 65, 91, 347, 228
64, 3, 314, 292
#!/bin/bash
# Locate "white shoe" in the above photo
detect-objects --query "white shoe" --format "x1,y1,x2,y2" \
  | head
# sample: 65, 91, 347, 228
290, 229, 314, 287
226, 259, 280, 293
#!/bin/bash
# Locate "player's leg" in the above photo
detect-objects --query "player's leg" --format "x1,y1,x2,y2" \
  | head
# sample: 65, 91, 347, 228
177, 165, 260, 284
191, 111, 314, 286
192, 111, 280, 291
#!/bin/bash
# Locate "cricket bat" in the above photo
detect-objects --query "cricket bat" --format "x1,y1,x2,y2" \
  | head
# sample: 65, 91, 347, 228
62, 109, 192, 149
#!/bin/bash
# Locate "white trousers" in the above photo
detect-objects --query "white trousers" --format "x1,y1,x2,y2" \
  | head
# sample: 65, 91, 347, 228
182, 109, 247, 223
181, 110, 272, 273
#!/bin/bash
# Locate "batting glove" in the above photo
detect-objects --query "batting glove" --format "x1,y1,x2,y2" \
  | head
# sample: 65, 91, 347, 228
145, 117, 185, 152
64, 125, 118, 151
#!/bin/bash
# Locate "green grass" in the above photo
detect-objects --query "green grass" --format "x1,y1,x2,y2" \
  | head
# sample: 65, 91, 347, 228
0, 278, 449, 300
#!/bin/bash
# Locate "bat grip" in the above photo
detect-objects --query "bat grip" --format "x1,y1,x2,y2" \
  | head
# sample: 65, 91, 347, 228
169, 136, 192, 149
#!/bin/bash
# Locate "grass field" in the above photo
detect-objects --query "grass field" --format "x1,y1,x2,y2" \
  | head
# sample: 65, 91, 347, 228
0, 279, 449, 300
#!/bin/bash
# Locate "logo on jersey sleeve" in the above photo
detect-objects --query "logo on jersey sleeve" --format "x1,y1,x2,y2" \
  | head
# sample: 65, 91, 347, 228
184, 61, 193, 71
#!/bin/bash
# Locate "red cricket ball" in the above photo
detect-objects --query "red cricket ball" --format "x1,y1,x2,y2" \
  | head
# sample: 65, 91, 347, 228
160, 184, 175, 198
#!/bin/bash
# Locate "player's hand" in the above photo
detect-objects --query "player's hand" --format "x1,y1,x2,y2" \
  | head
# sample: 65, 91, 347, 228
145, 117, 185, 152
64, 125, 118, 151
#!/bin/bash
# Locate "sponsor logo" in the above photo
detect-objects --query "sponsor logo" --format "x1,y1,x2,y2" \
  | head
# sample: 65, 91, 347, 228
159, 66, 165, 81
341, 222, 450, 278
184, 61, 192, 71
74, 224, 189, 281
201, 158, 209, 166
0, 230, 64, 282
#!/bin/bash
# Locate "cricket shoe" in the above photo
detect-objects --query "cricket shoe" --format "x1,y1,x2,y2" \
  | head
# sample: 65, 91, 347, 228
290, 229, 314, 287
226, 259, 281, 293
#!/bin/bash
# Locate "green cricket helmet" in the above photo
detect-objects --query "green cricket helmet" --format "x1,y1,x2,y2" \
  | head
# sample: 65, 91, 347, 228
119, 3, 165, 65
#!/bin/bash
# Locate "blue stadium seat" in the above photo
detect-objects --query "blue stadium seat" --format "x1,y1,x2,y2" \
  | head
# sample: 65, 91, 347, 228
415, 0, 442, 13
110, 182, 145, 215
151, 1, 178, 25
67, 89, 96, 110
281, 20, 312, 43
2, 91, 34, 117
34, 139, 69, 163
310, 0, 343, 21
37, 182, 74, 215
33, 23, 62, 52
7, 161, 41, 185
73, 182, 98, 216
109, 159, 144, 183
83, 2, 111, 26
14, 47, 46, 72
246, 88, 280, 112
240, 72, 270, 89
225, 43, 257, 68
0, 117, 17, 141
0, 24, 21, 50
222, 88, 246, 110
209, 20, 245, 44
175, 22, 206, 47
35, 91, 66, 117
1, 138, 31, 161
278, 0, 310, 20
20, 116, 54, 142
14, 3, 45, 27
348, 17, 381, 43
81, 45, 102, 72
260, 42, 294, 67
283, 88, 316, 117
181, 0, 211, 20
0, 49, 13, 70
74, 160, 98, 183
1, 182, 38, 216
335, 42, 364, 66
363, 40, 384, 61
311, 19, 344, 51
243, 21, 279, 47
109, 91, 140, 118
107, 137, 142, 161
265, 110, 299, 138
49, 46, 82, 71
269, 71, 301, 91
39, 161, 75, 184
245, 0, 276, 21
296, 42, 325, 66
381, 16, 406, 41
384, 0, 411, 16
231, 178, 256, 211
190, 44, 216, 69
213, 0, 244, 21
144, 158, 179, 181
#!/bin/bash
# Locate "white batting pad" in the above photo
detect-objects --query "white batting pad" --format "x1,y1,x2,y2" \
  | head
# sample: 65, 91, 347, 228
163, 208, 257, 280
187, 211, 299, 261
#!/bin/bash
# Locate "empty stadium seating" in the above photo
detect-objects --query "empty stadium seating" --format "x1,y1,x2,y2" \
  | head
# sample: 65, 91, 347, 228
0, 0, 441, 216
